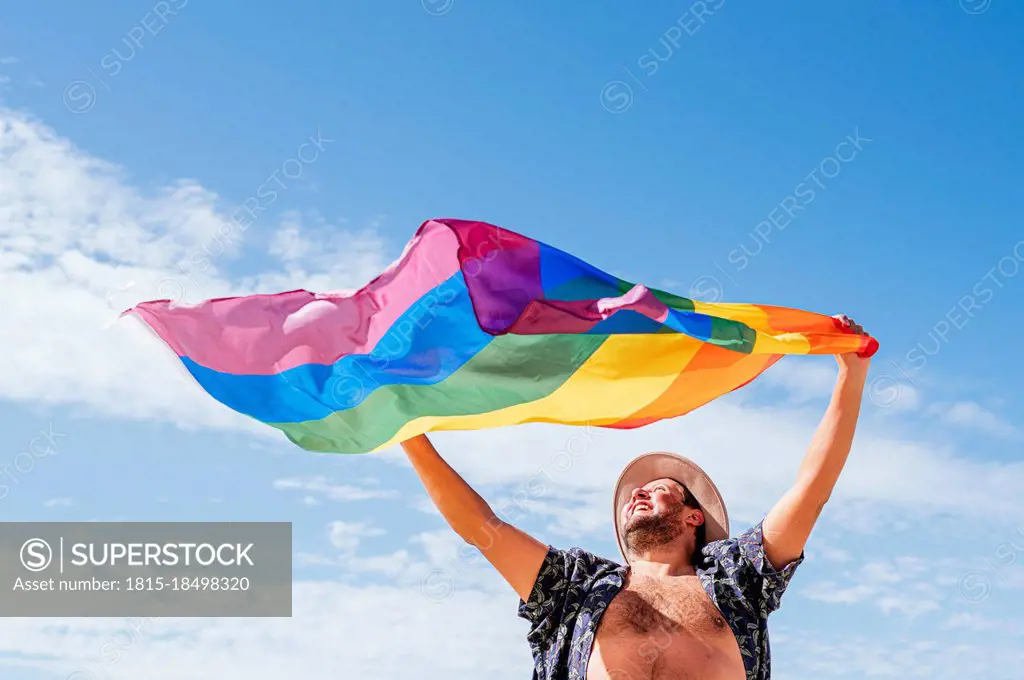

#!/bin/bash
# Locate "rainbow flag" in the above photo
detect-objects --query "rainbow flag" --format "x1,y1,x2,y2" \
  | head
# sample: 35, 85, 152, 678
127, 219, 878, 453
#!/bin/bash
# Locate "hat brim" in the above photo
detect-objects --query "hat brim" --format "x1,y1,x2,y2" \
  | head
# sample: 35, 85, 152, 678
613, 451, 729, 561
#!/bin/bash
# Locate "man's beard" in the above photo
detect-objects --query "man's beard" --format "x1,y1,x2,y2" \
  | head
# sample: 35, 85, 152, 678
622, 505, 685, 555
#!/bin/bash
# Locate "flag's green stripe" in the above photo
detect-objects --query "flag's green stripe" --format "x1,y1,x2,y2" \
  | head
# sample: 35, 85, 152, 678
647, 286, 696, 312
634, 283, 752, 350
646, 285, 754, 350
709, 317, 756, 354
270, 333, 608, 453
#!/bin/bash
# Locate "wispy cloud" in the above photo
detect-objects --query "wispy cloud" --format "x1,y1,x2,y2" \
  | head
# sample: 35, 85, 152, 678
0, 106, 390, 436
328, 520, 386, 553
943, 612, 1001, 631
274, 475, 399, 502
928, 401, 1018, 438
802, 555, 944, 620
756, 358, 840, 404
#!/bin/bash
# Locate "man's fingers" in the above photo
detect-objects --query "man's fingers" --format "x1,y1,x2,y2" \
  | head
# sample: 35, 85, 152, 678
833, 314, 867, 336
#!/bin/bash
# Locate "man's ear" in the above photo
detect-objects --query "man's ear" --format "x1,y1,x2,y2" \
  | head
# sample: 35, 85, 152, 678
686, 508, 705, 527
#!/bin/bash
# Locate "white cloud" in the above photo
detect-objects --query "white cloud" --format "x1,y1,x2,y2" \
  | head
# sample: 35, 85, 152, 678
410, 529, 465, 569
757, 357, 840, 404
43, 498, 72, 507
295, 552, 340, 567
0, 57, 17, 65
876, 593, 940, 619
756, 357, 927, 414
328, 520, 386, 553
787, 634, 1024, 679
808, 542, 852, 563
928, 401, 1018, 438
345, 549, 414, 577
801, 554, 962, 622
0, 106, 391, 436
802, 581, 876, 605
274, 475, 399, 502
247, 210, 389, 295
943, 612, 1001, 631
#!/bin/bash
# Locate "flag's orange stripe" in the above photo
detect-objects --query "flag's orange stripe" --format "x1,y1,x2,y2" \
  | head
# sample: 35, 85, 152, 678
613, 344, 781, 428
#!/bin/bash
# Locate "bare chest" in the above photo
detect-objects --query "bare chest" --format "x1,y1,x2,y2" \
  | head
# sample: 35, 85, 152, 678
587, 577, 744, 680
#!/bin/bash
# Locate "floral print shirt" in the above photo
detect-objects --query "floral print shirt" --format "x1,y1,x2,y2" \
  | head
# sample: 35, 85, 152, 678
517, 519, 802, 680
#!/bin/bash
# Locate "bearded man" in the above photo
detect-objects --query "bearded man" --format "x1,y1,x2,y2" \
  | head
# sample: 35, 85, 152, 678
402, 315, 871, 680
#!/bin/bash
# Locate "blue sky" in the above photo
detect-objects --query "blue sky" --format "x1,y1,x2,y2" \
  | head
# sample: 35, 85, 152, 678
0, 1, 1022, 678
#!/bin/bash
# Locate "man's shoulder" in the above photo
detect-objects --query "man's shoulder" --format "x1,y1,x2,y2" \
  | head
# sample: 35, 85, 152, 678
552, 546, 625, 579
698, 519, 805, 595
698, 521, 769, 569
703, 521, 767, 552
519, 546, 624, 623
560, 545, 623, 567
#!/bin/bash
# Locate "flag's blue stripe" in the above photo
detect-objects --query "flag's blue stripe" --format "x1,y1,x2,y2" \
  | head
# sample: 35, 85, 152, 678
179, 272, 493, 423
538, 242, 626, 300
537, 242, 716, 339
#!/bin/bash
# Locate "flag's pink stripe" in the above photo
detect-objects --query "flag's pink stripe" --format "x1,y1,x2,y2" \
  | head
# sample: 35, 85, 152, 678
126, 220, 461, 375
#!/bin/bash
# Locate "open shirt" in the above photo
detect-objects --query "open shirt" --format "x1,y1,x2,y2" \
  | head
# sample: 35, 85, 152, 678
517, 520, 802, 680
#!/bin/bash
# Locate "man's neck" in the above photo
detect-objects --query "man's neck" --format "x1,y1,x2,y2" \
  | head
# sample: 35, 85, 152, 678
626, 536, 697, 578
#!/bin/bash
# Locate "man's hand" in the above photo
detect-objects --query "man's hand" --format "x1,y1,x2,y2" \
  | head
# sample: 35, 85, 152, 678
763, 315, 871, 570
833, 314, 872, 377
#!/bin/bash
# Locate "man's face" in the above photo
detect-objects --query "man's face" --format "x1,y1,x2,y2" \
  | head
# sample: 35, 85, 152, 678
620, 478, 701, 556
620, 477, 685, 530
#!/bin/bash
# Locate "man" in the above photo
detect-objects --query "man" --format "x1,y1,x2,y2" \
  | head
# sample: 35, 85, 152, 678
401, 315, 871, 680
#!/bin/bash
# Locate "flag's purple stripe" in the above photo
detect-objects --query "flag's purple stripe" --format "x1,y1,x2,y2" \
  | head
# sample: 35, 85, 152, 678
451, 224, 543, 334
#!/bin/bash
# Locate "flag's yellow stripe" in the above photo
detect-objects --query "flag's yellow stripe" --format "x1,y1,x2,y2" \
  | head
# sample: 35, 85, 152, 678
370, 333, 707, 451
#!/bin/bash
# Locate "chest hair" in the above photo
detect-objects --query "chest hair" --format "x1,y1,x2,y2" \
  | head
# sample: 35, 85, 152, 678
604, 575, 730, 638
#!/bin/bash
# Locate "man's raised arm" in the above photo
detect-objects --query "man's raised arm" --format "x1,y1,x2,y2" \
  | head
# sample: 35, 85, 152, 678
401, 433, 549, 602
763, 315, 872, 570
